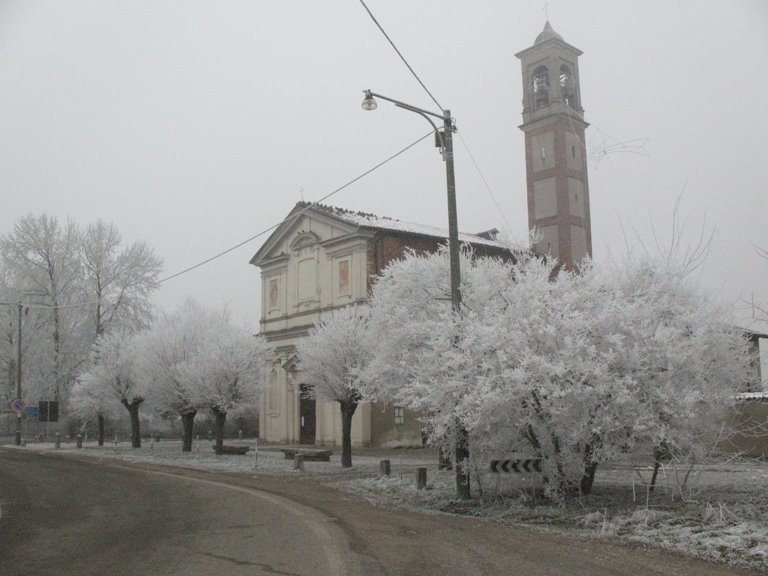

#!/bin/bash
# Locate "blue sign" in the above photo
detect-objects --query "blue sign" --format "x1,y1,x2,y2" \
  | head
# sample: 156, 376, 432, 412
25, 406, 39, 420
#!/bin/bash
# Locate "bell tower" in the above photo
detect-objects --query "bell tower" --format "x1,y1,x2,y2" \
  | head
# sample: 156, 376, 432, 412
516, 21, 592, 269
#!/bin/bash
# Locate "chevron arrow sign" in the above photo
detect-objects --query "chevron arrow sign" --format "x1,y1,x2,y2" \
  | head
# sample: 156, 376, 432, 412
489, 459, 542, 474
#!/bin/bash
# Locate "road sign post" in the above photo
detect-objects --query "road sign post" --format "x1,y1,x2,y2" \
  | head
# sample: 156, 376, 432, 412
11, 398, 26, 447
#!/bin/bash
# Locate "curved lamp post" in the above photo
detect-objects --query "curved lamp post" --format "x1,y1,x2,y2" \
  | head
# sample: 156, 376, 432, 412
361, 90, 470, 499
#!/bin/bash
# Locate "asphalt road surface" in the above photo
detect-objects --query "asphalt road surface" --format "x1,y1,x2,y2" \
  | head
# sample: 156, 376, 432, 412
0, 449, 358, 576
0, 449, 762, 576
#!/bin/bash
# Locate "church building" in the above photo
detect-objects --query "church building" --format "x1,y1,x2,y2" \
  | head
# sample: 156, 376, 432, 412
250, 202, 509, 446
250, 21, 593, 447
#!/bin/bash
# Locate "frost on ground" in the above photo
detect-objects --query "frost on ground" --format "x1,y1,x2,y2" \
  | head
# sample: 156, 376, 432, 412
8, 440, 768, 571
336, 458, 768, 572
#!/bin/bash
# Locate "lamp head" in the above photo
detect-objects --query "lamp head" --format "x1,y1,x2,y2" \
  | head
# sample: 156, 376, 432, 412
361, 91, 377, 111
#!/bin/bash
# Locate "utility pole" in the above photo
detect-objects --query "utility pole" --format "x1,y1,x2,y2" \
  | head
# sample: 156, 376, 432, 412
361, 91, 470, 499
441, 111, 471, 501
15, 302, 22, 446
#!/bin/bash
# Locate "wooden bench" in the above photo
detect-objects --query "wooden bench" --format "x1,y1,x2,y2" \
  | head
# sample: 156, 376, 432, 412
213, 445, 250, 455
280, 448, 333, 462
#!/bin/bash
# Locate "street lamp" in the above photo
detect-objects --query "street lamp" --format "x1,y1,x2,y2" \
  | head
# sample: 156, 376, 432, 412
361, 90, 461, 313
361, 89, 469, 499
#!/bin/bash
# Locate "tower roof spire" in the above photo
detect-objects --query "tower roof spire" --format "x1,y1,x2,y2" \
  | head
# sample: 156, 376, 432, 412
535, 21, 563, 45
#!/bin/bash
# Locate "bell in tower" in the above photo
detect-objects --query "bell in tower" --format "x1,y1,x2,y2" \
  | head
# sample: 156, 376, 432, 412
516, 21, 592, 270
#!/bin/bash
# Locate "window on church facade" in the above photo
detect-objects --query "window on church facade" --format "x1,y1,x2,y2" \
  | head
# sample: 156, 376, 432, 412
394, 407, 404, 425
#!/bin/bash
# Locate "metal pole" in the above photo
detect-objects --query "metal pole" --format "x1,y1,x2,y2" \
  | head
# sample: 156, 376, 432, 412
14, 303, 22, 446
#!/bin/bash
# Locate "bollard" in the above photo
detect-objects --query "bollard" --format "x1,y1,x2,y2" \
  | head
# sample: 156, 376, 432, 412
54, 433, 61, 449
294, 453, 305, 471
238, 429, 243, 441
379, 459, 391, 477
38, 433, 45, 443
76, 434, 83, 449
416, 467, 427, 490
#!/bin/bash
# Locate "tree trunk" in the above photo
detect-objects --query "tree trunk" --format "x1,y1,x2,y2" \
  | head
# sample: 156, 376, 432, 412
455, 422, 471, 500
181, 410, 197, 452
649, 446, 662, 492
579, 443, 599, 495
121, 398, 143, 448
213, 409, 226, 455
97, 413, 105, 447
580, 461, 598, 495
340, 401, 358, 468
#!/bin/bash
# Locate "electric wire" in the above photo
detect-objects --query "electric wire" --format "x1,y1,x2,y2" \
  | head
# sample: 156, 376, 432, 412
456, 131, 511, 230
358, 0, 444, 113
156, 130, 432, 285
0, 131, 434, 311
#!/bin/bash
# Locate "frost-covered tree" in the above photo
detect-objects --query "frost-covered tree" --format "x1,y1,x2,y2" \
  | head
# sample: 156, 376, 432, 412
0, 214, 163, 413
79, 219, 163, 337
367, 248, 754, 498
0, 214, 87, 401
70, 366, 122, 446
365, 247, 510, 495
79, 329, 144, 448
174, 308, 271, 455
137, 301, 212, 452
298, 305, 372, 468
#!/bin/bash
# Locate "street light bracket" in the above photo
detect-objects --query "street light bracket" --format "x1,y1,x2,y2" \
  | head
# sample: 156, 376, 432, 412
362, 90, 454, 158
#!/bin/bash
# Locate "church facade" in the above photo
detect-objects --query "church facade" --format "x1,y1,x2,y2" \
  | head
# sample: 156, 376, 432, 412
250, 22, 593, 447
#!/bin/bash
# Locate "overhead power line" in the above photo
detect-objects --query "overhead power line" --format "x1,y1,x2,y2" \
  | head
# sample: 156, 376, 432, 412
156, 130, 432, 285
0, 131, 434, 311
358, 0, 444, 113
456, 132, 511, 230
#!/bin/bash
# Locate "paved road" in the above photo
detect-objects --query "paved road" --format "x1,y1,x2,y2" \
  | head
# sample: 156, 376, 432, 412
1, 449, 762, 576
0, 449, 359, 576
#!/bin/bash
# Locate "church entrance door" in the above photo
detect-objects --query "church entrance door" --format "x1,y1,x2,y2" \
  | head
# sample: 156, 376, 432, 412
299, 384, 316, 444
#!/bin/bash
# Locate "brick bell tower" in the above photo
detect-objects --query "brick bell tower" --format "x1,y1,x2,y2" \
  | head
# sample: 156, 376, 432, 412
516, 21, 592, 269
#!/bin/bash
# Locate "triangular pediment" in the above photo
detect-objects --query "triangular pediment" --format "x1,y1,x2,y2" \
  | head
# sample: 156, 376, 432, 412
250, 203, 361, 266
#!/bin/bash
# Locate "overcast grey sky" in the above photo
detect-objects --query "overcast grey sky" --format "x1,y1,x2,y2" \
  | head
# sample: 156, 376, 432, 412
1, 1, 766, 332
